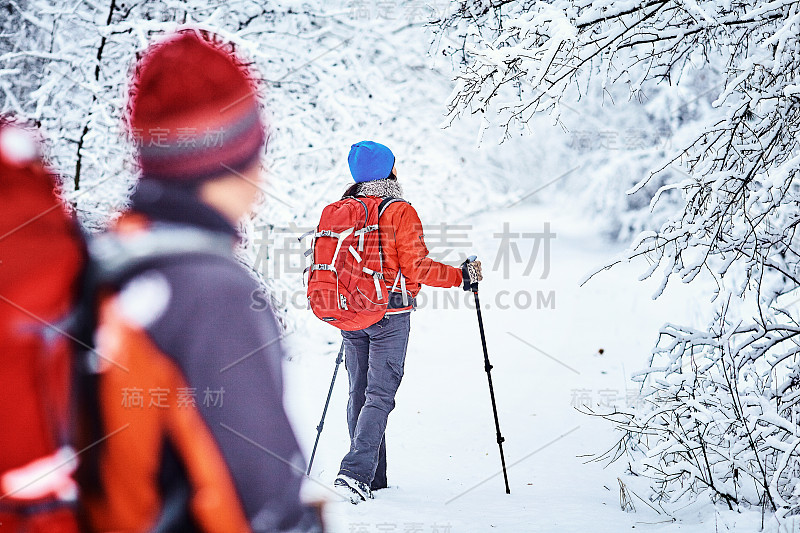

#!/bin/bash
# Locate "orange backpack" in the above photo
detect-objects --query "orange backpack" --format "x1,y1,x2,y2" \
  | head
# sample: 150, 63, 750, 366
0, 122, 82, 533
305, 196, 402, 330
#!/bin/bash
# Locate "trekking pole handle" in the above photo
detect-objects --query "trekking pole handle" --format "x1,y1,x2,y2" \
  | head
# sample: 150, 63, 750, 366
462, 256, 479, 292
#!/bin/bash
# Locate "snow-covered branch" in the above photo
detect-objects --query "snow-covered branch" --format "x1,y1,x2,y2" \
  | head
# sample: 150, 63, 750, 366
437, 0, 800, 519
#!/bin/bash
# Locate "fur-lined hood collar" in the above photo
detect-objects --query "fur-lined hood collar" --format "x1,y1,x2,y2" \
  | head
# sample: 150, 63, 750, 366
352, 177, 403, 199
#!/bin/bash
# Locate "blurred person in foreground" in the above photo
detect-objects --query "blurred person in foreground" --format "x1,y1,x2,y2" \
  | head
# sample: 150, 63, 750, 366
77, 31, 322, 532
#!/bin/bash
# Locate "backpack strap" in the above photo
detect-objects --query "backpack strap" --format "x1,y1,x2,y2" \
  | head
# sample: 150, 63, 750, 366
89, 223, 236, 286
381, 198, 409, 306
390, 269, 408, 307
307, 227, 354, 309
353, 225, 379, 252
378, 197, 407, 217
362, 266, 385, 301
329, 227, 353, 268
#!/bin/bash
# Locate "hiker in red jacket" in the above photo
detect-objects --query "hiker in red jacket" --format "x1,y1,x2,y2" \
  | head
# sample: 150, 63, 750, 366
0, 120, 83, 533
77, 32, 322, 532
333, 141, 483, 503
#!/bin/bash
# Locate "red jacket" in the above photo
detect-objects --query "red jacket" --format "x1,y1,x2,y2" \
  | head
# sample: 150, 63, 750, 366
378, 200, 462, 308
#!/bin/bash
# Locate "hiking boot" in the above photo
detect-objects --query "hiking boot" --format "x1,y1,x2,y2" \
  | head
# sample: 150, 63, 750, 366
334, 474, 373, 504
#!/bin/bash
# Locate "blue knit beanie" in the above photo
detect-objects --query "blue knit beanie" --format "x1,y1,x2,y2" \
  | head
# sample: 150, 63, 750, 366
348, 141, 395, 183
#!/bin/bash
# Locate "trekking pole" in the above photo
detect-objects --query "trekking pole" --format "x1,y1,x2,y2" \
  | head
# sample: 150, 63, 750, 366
306, 341, 345, 476
467, 257, 511, 494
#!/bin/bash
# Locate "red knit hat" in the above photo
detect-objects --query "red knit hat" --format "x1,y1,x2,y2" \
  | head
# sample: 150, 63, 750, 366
129, 31, 265, 182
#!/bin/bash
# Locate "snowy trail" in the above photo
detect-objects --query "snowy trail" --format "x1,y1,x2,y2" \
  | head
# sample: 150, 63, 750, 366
283, 203, 762, 532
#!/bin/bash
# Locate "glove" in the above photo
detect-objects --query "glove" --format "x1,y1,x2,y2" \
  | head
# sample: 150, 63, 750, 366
461, 258, 483, 291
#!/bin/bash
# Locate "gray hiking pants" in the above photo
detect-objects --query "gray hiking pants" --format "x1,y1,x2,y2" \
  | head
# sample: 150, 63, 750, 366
338, 313, 411, 488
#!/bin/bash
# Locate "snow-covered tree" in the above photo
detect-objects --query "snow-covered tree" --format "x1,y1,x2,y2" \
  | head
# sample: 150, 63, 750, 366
432, 1, 725, 243
1, 0, 534, 328
1, 0, 524, 227
436, 0, 800, 520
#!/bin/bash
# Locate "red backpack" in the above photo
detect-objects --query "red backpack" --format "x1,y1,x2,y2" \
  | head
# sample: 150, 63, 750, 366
0, 122, 82, 533
305, 196, 401, 331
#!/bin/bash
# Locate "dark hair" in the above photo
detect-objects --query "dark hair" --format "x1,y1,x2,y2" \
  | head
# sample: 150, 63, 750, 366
342, 182, 360, 199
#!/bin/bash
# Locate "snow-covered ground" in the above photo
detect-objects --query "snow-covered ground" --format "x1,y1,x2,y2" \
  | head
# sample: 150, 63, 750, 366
281, 200, 770, 532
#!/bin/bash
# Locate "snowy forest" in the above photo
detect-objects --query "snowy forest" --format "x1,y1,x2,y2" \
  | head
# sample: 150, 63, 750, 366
436, 0, 800, 522
2, 0, 799, 532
